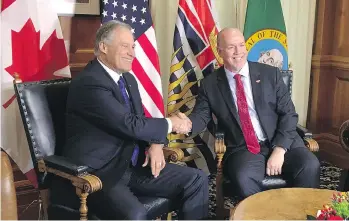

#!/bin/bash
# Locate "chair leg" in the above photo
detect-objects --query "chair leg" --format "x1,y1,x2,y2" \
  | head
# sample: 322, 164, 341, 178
156, 212, 171, 220
39, 189, 49, 220
216, 157, 225, 219
167, 212, 172, 220
339, 170, 349, 191
215, 134, 228, 219
76, 188, 89, 220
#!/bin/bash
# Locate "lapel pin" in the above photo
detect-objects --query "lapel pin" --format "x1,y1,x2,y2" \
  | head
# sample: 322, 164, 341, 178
256, 80, 261, 83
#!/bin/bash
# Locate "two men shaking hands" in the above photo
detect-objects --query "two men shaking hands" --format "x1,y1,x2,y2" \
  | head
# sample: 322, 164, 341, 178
169, 112, 192, 135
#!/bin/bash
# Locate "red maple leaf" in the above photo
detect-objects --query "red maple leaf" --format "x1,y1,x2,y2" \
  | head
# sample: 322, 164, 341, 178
5, 19, 68, 82
3, 19, 69, 108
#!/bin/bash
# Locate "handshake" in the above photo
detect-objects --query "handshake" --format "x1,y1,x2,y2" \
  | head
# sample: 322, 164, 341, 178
168, 112, 192, 135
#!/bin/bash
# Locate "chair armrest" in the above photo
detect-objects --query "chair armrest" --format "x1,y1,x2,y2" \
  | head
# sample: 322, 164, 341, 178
296, 124, 313, 139
43, 155, 89, 176
38, 157, 102, 220
37, 157, 102, 195
163, 147, 184, 162
296, 125, 319, 152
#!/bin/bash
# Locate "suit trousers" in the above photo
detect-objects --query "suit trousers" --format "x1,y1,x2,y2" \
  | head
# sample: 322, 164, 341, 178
223, 143, 320, 199
88, 162, 209, 220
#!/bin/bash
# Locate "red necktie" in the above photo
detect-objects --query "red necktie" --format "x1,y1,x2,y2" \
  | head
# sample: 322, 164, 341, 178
234, 74, 260, 154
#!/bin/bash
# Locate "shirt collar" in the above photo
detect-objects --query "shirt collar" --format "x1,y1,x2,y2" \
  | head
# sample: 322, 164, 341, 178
224, 61, 249, 79
97, 58, 122, 82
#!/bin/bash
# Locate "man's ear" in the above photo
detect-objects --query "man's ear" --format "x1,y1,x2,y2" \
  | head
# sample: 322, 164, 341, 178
99, 42, 107, 54
217, 47, 223, 57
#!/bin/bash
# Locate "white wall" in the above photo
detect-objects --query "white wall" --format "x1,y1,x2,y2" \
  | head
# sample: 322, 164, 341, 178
150, 0, 317, 126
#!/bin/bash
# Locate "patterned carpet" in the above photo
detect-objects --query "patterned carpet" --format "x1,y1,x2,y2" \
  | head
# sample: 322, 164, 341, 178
172, 161, 343, 219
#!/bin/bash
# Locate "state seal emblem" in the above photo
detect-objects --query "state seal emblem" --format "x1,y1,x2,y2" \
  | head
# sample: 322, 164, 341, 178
246, 29, 288, 70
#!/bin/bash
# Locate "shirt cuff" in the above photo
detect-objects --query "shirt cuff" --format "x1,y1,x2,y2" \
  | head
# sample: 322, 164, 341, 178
166, 118, 172, 134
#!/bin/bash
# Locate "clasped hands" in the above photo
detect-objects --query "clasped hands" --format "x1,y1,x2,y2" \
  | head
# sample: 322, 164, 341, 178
169, 112, 192, 134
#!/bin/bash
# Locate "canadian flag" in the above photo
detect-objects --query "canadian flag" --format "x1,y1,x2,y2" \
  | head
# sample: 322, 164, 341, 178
1, 0, 71, 188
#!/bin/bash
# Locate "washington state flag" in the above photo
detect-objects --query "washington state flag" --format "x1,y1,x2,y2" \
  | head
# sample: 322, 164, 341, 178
243, 0, 288, 70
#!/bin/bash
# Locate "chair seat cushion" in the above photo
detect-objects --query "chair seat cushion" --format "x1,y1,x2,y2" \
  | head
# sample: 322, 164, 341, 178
261, 175, 287, 189
223, 175, 288, 197
139, 197, 173, 219
48, 197, 173, 220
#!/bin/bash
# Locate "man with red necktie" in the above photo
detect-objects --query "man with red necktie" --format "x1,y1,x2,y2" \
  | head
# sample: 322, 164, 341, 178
186, 28, 320, 199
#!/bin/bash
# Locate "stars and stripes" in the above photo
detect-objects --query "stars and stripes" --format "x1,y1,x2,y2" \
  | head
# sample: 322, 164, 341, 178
102, 0, 164, 117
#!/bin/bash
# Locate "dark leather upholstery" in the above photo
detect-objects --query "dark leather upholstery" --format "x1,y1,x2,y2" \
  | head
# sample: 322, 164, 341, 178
14, 79, 174, 219
280, 69, 293, 96
222, 176, 287, 197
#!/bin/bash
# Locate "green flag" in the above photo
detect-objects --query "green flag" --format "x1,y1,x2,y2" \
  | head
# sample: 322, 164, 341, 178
243, 0, 288, 70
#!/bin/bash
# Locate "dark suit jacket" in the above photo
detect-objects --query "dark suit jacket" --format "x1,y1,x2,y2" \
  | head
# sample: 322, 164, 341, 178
63, 59, 168, 175
189, 61, 304, 161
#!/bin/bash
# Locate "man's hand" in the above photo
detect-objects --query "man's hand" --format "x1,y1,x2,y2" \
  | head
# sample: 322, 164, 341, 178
266, 147, 286, 176
169, 112, 192, 134
142, 144, 166, 178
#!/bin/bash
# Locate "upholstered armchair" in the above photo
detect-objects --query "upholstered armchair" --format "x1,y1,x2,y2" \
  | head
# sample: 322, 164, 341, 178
339, 120, 349, 191
14, 77, 184, 220
214, 70, 320, 219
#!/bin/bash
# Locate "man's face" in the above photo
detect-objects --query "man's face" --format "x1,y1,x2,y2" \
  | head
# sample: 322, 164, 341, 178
101, 27, 135, 73
217, 30, 247, 72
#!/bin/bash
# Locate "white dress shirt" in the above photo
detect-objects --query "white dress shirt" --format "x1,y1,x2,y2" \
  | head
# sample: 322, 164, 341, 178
225, 62, 266, 141
97, 59, 172, 133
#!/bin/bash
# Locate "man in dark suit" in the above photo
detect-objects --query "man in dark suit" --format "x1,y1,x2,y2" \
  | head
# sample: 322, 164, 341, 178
52, 20, 208, 220
185, 28, 320, 199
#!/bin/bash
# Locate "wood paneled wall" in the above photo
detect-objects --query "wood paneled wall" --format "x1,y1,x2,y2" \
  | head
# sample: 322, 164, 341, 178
60, 16, 101, 76
308, 0, 349, 169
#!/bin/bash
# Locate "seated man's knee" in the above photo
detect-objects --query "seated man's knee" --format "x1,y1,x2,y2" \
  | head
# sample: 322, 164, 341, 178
196, 169, 209, 185
305, 154, 320, 173
229, 169, 264, 198
289, 149, 320, 188
296, 150, 320, 175
298, 153, 320, 180
184, 167, 208, 188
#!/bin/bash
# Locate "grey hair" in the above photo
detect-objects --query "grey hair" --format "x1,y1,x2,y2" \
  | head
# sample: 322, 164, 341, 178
94, 20, 132, 56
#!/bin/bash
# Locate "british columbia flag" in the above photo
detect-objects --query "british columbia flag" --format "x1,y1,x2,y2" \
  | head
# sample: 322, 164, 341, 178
102, 0, 164, 118
167, 0, 222, 174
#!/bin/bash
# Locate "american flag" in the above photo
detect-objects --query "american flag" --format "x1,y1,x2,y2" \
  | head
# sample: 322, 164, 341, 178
102, 0, 164, 118
167, 0, 222, 174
